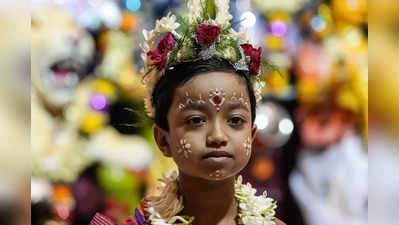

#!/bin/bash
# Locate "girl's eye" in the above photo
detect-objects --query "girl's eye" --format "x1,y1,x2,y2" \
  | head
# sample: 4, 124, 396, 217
186, 116, 206, 126
228, 116, 245, 126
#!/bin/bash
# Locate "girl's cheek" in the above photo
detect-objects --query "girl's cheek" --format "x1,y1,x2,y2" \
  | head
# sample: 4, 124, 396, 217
175, 136, 193, 159
242, 136, 252, 157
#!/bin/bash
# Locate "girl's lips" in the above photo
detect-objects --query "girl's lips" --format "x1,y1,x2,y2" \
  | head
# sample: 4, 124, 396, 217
202, 151, 233, 159
202, 156, 232, 163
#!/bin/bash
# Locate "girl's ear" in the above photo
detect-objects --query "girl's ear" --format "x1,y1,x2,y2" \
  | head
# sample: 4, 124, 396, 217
153, 124, 172, 157
251, 124, 258, 142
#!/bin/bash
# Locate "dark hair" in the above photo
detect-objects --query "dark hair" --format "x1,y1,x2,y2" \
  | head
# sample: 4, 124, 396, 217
151, 58, 257, 131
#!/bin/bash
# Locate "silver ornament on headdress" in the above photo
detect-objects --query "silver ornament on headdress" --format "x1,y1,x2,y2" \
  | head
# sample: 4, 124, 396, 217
199, 43, 217, 60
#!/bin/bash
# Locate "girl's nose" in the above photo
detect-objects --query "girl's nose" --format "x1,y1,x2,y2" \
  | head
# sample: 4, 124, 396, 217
206, 120, 228, 147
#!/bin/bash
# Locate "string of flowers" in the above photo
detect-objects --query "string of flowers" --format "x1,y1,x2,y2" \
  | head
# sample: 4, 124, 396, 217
141, 171, 277, 225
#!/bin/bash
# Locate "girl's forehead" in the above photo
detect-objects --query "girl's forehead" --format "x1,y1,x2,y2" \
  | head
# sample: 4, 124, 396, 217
175, 72, 248, 97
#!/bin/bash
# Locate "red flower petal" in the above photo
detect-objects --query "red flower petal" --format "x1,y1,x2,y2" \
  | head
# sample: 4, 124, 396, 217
240, 44, 262, 75
147, 33, 175, 70
196, 24, 221, 45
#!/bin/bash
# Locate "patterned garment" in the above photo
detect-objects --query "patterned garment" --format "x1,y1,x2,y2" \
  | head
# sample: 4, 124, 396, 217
90, 199, 146, 225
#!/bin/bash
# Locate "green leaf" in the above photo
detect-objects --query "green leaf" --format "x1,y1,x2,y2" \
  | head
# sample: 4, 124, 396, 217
222, 18, 246, 33
142, 66, 156, 81
169, 7, 189, 27
121, 107, 153, 128
205, 0, 216, 20
199, 1, 208, 21
230, 39, 242, 60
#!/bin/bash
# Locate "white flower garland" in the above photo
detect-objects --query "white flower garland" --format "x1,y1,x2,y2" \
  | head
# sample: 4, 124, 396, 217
144, 171, 277, 225
235, 176, 277, 225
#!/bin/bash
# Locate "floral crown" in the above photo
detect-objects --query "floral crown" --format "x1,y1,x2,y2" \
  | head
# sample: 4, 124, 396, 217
141, 0, 274, 118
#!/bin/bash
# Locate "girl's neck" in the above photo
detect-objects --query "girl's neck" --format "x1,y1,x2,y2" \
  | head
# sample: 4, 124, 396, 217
178, 172, 238, 225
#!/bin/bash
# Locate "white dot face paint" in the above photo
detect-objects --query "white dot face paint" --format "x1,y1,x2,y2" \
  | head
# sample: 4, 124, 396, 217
197, 93, 206, 105
243, 137, 252, 156
209, 169, 223, 179
231, 92, 249, 107
177, 138, 192, 159
178, 92, 206, 111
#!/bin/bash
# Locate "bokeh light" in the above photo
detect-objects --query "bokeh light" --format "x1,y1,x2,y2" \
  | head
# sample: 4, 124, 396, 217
125, 0, 141, 12
255, 114, 270, 130
269, 20, 288, 37
241, 11, 256, 28
279, 118, 294, 135
90, 93, 108, 111
311, 15, 326, 32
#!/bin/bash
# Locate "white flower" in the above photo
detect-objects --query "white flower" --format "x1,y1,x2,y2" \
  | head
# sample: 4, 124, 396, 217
253, 81, 264, 103
142, 29, 157, 50
230, 27, 249, 43
186, 0, 205, 23
142, 28, 157, 70
143, 29, 154, 41
155, 12, 180, 33
236, 176, 277, 225
143, 69, 163, 117
215, 0, 233, 25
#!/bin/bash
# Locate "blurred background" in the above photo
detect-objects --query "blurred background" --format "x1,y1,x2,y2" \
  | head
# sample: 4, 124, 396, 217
2, 0, 396, 224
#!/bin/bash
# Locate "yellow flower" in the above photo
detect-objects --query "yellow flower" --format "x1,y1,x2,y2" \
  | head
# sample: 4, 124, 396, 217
264, 70, 290, 96
336, 88, 360, 113
80, 111, 106, 134
267, 12, 291, 23
297, 78, 320, 104
92, 79, 116, 98
266, 35, 284, 50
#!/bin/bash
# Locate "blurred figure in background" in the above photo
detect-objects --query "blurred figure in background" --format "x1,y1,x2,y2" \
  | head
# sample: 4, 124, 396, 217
0, 1, 30, 225
290, 102, 367, 225
289, 0, 368, 224
369, 0, 399, 225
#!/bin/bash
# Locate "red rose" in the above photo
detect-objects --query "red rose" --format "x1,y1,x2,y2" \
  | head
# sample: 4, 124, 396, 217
147, 32, 175, 70
196, 24, 221, 45
147, 50, 167, 70
241, 43, 262, 75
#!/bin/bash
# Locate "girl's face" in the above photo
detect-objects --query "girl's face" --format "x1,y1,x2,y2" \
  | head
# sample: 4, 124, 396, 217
155, 72, 257, 181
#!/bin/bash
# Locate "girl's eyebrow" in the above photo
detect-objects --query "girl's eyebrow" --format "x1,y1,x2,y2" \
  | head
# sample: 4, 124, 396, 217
180, 102, 208, 112
228, 102, 249, 112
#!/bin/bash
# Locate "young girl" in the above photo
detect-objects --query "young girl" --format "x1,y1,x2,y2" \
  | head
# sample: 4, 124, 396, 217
91, 1, 285, 224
